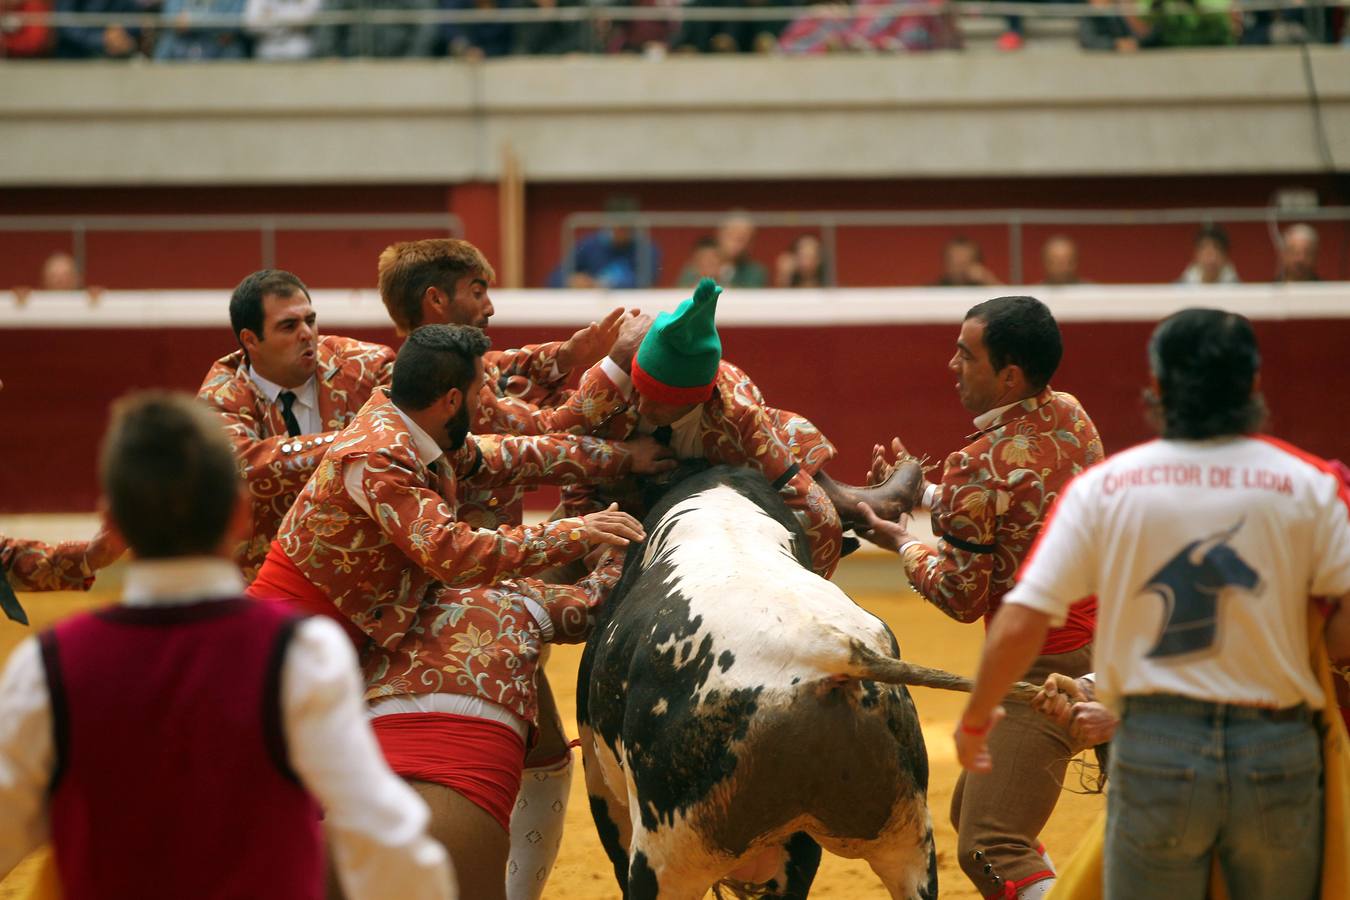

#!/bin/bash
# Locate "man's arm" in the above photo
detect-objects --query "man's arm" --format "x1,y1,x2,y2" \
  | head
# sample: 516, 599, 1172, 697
1, 534, 110, 593
281, 618, 455, 900
474, 361, 632, 438
455, 432, 672, 491
955, 604, 1053, 773
0, 639, 54, 878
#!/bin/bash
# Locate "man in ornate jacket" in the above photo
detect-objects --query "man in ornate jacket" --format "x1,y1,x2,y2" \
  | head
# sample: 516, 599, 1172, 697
859, 295, 1104, 900
252, 324, 667, 899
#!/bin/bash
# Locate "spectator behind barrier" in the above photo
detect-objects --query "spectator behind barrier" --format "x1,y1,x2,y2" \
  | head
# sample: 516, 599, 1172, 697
512, 0, 583, 54
1078, 0, 1141, 50
714, 212, 768, 287
243, 0, 318, 58
676, 236, 723, 287
155, 0, 248, 59
315, 0, 437, 56
1177, 224, 1240, 285
1138, 0, 1237, 47
53, 0, 140, 57
774, 234, 828, 287
674, 0, 789, 53
1277, 222, 1321, 282
549, 196, 662, 289
2, 0, 55, 56
779, 0, 958, 53
440, 0, 512, 58
934, 236, 1002, 286
1040, 234, 1083, 285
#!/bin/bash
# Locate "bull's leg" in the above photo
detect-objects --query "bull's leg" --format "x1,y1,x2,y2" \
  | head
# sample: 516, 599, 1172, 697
626, 845, 721, 900
579, 729, 633, 894
760, 832, 823, 899
863, 814, 938, 900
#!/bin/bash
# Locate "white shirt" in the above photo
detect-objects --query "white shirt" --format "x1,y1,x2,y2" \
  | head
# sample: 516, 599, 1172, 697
0, 557, 456, 900
600, 356, 705, 456
249, 366, 322, 437
1006, 436, 1350, 713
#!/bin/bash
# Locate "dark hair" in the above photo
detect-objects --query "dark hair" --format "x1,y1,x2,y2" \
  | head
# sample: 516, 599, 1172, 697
1194, 224, 1231, 254
228, 269, 310, 353
390, 324, 492, 411
1147, 308, 1265, 440
692, 236, 718, 252
965, 295, 1062, 392
100, 392, 240, 559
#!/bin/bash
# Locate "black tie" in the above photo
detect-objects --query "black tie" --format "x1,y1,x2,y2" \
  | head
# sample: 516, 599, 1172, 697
652, 425, 673, 446
0, 577, 27, 626
278, 391, 302, 438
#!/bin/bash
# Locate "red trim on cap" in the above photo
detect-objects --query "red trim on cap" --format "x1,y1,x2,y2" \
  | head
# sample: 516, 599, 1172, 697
631, 356, 715, 405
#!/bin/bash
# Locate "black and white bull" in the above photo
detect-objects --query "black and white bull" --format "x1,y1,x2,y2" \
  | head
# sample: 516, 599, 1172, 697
577, 466, 970, 900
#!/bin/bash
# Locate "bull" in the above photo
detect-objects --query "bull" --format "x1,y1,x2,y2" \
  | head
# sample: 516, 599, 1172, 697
577, 466, 983, 900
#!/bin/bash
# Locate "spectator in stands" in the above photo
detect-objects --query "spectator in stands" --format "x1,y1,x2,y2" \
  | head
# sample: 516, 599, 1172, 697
775, 234, 829, 288
716, 212, 768, 288
1277, 222, 1321, 282
674, 0, 789, 53
1138, 0, 1238, 46
934, 236, 1002, 286
243, 0, 318, 58
315, 0, 436, 57
549, 198, 662, 288
154, 0, 248, 58
513, 0, 583, 54
2, 0, 55, 56
1077, 0, 1141, 50
778, 0, 853, 53
1177, 224, 1240, 284
53, 0, 140, 57
1040, 234, 1082, 285
676, 236, 723, 287
40, 252, 83, 290
440, 0, 513, 58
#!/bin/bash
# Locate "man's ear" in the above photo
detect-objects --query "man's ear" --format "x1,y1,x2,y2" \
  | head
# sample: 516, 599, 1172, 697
422, 284, 447, 316
442, 386, 464, 419
239, 328, 262, 354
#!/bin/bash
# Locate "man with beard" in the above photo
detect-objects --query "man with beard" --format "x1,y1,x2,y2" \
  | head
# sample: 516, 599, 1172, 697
251, 325, 668, 899
859, 295, 1103, 900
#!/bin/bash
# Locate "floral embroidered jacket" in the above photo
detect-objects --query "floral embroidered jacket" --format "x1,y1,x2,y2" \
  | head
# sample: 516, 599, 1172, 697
1, 537, 96, 592
197, 335, 397, 579
902, 388, 1104, 641
275, 390, 633, 718
563, 361, 843, 577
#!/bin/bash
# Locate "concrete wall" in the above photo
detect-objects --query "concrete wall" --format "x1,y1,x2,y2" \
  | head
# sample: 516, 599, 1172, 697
5, 48, 1349, 185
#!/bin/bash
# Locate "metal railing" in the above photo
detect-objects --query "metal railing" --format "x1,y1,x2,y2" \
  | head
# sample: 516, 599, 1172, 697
561, 206, 1350, 285
1, 0, 1344, 47
0, 213, 465, 278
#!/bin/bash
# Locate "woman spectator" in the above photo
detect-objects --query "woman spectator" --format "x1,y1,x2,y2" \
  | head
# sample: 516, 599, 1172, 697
774, 234, 829, 288
2, 0, 55, 56
1177, 224, 1240, 284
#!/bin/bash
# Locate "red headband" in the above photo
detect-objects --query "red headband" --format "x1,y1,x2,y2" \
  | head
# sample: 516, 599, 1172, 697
631, 356, 715, 405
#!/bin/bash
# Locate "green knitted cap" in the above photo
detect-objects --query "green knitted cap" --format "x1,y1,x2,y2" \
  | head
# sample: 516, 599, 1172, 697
632, 278, 723, 402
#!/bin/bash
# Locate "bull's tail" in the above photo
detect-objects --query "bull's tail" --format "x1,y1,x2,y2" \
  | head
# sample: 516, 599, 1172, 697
843, 640, 1040, 702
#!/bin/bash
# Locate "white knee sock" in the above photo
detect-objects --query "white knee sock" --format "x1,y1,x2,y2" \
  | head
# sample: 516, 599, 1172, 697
1018, 876, 1056, 900
505, 752, 573, 900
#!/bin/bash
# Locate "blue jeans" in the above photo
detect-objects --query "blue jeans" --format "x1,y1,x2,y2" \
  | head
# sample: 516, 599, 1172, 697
1105, 695, 1322, 900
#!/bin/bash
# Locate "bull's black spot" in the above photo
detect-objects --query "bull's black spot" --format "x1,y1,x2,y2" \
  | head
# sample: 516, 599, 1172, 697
628, 851, 659, 900
588, 794, 630, 893
777, 832, 822, 899
718, 650, 735, 672
790, 676, 800, 685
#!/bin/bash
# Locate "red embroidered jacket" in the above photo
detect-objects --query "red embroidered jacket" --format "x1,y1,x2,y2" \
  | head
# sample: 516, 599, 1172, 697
1, 537, 96, 592
564, 361, 843, 577
902, 388, 1104, 650
275, 390, 634, 714
197, 335, 397, 579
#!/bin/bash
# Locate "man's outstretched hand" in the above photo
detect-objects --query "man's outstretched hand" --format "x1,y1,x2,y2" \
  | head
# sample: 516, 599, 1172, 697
582, 503, 646, 547
558, 307, 629, 372
855, 502, 914, 554
608, 311, 653, 374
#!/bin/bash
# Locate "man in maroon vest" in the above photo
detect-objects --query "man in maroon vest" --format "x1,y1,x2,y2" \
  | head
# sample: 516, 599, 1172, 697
0, 392, 455, 900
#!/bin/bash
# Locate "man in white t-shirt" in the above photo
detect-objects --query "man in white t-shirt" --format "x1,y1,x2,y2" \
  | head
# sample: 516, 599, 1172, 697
954, 308, 1350, 900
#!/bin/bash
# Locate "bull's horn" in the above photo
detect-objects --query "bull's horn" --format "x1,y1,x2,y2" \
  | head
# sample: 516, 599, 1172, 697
1188, 518, 1245, 566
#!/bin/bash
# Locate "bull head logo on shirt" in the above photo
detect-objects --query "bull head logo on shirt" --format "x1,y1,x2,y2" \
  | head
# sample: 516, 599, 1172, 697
1141, 520, 1262, 659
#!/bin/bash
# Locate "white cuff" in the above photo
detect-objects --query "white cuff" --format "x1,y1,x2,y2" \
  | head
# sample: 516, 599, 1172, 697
522, 598, 556, 642
921, 482, 937, 509
898, 539, 923, 556
600, 357, 633, 400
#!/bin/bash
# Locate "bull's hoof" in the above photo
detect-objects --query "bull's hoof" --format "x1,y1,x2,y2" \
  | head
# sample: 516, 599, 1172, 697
832, 458, 926, 529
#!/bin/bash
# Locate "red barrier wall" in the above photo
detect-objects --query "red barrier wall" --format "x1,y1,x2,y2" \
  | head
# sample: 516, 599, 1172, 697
3, 318, 1348, 513
4, 175, 1348, 290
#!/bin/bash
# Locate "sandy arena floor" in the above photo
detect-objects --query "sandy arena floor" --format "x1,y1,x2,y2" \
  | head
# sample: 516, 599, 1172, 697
0, 568, 1103, 899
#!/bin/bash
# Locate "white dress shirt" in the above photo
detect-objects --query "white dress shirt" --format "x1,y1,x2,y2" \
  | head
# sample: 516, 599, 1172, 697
599, 357, 704, 456
0, 557, 456, 900
249, 367, 322, 436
